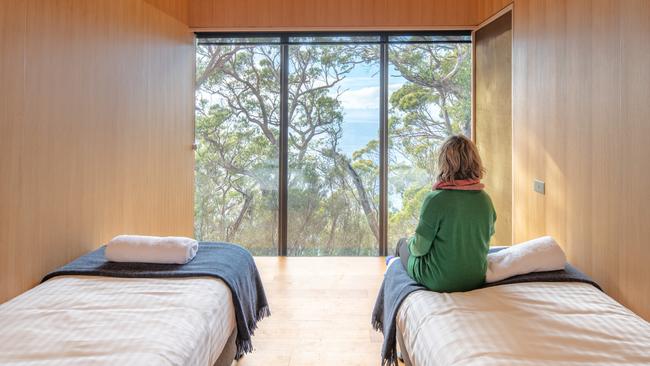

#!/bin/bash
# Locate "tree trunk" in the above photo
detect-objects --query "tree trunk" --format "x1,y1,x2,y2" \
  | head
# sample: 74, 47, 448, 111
227, 192, 253, 241
326, 214, 339, 255
340, 156, 379, 243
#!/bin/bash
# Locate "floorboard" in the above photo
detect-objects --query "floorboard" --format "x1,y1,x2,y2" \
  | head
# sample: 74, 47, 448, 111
235, 257, 387, 366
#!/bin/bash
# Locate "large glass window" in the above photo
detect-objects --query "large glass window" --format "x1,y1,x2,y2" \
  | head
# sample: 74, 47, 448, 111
387, 37, 472, 247
195, 40, 281, 255
287, 39, 380, 255
195, 33, 471, 256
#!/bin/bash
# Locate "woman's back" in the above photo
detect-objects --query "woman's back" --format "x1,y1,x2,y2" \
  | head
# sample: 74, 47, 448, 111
407, 189, 496, 292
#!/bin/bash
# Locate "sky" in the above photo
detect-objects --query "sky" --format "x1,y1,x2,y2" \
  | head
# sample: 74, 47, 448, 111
334, 64, 404, 157
331, 64, 427, 211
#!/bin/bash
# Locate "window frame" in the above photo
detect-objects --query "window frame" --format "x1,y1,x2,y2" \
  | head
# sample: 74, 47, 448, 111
195, 31, 472, 256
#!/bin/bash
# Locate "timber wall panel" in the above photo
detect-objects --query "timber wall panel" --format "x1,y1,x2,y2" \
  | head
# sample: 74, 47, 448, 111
475, 11, 512, 245
145, 0, 189, 24
512, 0, 650, 320
477, 0, 513, 25
189, 0, 482, 30
0, 0, 194, 303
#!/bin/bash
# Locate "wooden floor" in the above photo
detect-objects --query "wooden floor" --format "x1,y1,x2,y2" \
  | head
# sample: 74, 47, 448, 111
235, 257, 387, 366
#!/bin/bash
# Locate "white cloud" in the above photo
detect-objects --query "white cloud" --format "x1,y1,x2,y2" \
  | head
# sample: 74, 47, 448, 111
389, 82, 405, 92
340, 86, 380, 110
339, 82, 405, 111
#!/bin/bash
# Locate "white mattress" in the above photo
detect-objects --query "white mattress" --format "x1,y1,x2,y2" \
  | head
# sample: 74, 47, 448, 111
397, 282, 650, 366
0, 276, 236, 366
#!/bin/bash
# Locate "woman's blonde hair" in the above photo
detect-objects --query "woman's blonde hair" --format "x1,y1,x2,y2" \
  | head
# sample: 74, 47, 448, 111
437, 135, 485, 183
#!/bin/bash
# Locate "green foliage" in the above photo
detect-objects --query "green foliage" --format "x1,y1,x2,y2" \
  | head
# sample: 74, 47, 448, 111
194, 41, 471, 256
385, 43, 471, 245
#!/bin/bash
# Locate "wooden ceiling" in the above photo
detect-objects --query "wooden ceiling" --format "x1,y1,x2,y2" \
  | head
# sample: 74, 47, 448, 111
145, 0, 512, 30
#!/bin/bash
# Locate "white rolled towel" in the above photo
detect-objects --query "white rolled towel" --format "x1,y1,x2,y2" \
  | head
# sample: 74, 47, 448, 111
485, 236, 567, 283
105, 235, 199, 264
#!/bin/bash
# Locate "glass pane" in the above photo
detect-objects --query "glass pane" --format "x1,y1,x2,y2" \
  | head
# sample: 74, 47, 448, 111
195, 43, 281, 255
287, 43, 380, 255
387, 42, 472, 248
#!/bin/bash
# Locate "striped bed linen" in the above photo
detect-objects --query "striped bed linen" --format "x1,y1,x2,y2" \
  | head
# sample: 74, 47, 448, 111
397, 282, 650, 366
0, 275, 236, 366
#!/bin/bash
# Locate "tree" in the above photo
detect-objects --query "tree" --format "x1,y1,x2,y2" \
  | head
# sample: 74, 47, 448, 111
386, 43, 471, 244
194, 40, 471, 255
195, 45, 281, 255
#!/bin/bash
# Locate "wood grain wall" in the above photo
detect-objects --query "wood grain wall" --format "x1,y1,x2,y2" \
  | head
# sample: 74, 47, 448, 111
475, 11, 512, 246
189, 0, 490, 30
0, 0, 195, 304
512, 0, 650, 320
145, 0, 189, 24
477, 0, 513, 25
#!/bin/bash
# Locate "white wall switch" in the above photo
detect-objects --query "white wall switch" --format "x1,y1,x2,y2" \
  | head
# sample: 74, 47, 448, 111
534, 179, 545, 194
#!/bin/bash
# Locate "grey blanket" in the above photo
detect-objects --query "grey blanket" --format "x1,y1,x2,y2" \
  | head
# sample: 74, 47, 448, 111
371, 247, 601, 366
42, 242, 270, 359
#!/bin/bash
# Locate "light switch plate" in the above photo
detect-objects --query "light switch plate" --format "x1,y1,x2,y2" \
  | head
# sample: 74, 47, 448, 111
534, 179, 545, 195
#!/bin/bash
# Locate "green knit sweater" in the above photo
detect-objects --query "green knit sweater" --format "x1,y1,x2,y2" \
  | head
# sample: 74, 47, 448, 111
407, 189, 496, 292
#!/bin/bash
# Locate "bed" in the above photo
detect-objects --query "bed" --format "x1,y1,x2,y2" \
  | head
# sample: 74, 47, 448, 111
395, 282, 650, 366
0, 242, 268, 366
372, 247, 650, 366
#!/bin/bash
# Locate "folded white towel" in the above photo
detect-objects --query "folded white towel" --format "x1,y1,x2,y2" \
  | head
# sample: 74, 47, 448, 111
105, 235, 199, 264
485, 236, 567, 283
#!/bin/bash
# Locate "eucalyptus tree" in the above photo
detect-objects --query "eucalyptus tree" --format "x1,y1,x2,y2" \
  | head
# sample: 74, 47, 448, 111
194, 40, 470, 255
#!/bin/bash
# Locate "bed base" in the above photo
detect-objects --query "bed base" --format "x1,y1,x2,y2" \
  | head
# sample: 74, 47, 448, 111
397, 324, 413, 366
214, 328, 237, 366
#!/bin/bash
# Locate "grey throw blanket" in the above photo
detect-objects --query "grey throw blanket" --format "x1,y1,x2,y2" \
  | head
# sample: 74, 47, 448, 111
42, 242, 270, 360
371, 247, 601, 366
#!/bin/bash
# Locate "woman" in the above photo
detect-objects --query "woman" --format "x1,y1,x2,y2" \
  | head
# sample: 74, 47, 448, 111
395, 135, 496, 292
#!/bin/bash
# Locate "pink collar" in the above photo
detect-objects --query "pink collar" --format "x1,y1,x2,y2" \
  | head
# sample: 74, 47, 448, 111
434, 179, 485, 191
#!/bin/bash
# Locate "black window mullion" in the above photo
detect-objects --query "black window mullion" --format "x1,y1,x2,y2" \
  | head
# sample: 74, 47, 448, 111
278, 36, 289, 256
196, 31, 472, 46
379, 35, 389, 257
